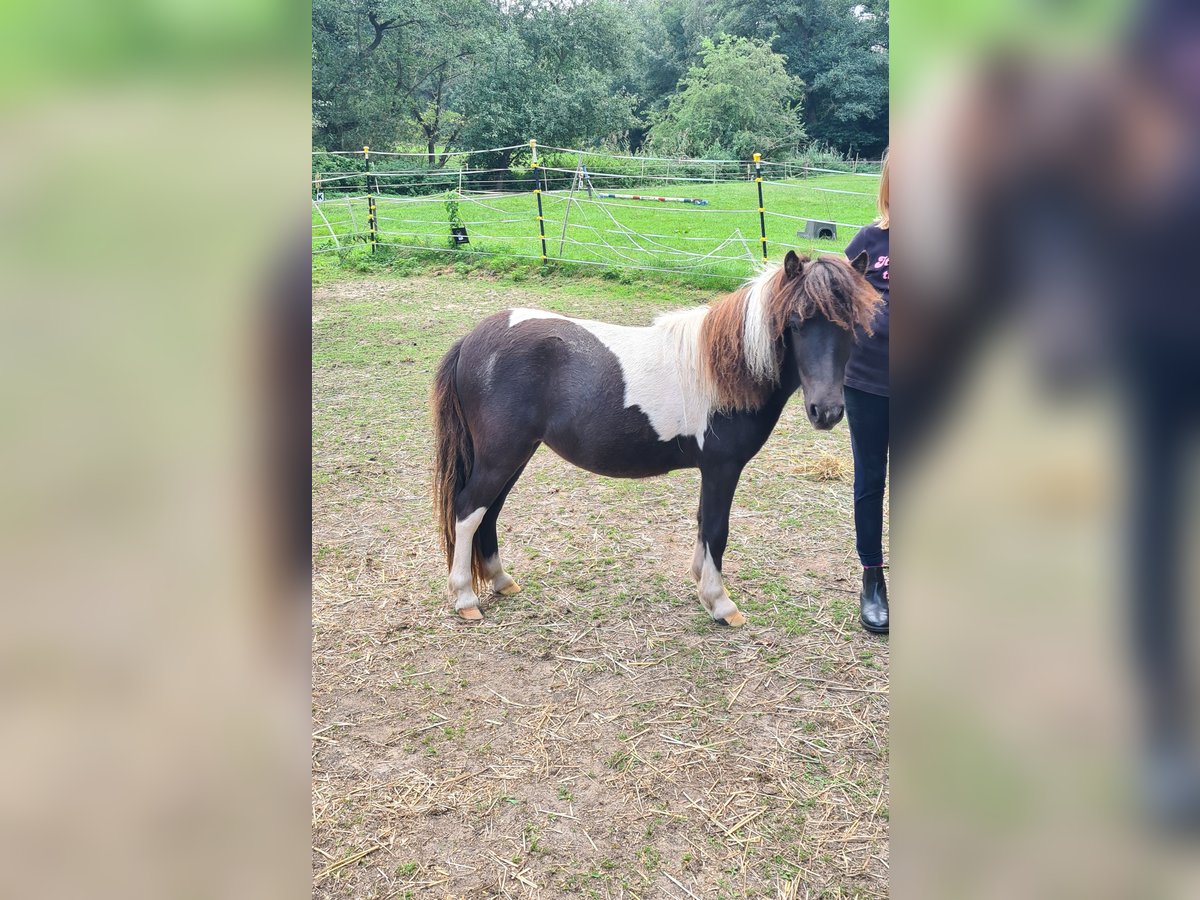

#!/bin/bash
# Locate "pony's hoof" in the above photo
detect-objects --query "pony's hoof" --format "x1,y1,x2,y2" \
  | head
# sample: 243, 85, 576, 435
498, 581, 521, 596
457, 606, 484, 622
716, 611, 747, 628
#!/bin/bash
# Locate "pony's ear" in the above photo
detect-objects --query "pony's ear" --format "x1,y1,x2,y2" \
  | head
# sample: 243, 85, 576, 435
850, 250, 870, 276
783, 250, 806, 280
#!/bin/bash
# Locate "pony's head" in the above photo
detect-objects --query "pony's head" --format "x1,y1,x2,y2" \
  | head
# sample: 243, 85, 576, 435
781, 250, 878, 428
700, 249, 880, 428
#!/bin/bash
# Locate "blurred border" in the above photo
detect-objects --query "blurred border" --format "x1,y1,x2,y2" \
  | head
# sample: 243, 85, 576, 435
0, 2, 311, 898
894, 0, 1200, 896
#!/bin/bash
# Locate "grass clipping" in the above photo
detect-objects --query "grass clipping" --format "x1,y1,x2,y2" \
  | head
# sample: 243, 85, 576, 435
797, 451, 850, 482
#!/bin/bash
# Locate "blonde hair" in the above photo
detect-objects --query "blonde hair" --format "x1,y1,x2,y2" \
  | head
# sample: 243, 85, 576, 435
876, 149, 889, 230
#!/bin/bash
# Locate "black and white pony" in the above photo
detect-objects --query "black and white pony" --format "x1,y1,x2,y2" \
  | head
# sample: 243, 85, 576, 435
432, 250, 879, 624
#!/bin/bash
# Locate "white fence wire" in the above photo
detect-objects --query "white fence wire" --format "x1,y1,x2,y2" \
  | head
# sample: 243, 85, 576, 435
312, 144, 880, 279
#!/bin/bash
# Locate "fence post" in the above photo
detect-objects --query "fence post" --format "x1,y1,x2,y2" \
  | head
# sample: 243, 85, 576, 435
753, 152, 767, 262
364, 145, 378, 254
530, 139, 548, 265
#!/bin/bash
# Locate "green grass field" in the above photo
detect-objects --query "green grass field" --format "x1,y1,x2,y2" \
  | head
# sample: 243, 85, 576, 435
312, 172, 878, 282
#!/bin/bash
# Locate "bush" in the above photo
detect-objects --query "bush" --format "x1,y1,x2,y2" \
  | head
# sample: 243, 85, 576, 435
647, 36, 805, 162
770, 144, 882, 177
312, 150, 368, 194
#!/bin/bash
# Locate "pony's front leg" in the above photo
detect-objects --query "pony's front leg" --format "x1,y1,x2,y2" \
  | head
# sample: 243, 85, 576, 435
696, 463, 747, 627
690, 501, 705, 583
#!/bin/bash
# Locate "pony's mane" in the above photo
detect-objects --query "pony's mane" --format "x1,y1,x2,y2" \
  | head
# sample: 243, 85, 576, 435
658, 255, 880, 413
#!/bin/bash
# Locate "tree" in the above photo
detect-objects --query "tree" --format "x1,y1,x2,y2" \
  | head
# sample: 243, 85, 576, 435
312, 0, 499, 162
615, 0, 686, 151
455, 0, 641, 164
647, 35, 805, 159
710, 0, 889, 157
313, 0, 645, 161
311, 0, 887, 159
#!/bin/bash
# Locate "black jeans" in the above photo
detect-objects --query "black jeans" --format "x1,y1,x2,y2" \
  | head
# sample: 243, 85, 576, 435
845, 386, 889, 567
1125, 354, 1200, 746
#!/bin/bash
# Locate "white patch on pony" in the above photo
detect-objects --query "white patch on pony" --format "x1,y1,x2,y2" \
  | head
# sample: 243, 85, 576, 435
698, 546, 737, 620
507, 306, 717, 448
508, 308, 567, 326
742, 266, 781, 382
449, 507, 486, 610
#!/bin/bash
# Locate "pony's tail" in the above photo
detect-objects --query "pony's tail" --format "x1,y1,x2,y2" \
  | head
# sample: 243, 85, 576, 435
431, 338, 485, 595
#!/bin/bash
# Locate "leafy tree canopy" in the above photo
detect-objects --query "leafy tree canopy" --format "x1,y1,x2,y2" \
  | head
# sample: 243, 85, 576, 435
312, 0, 888, 161
647, 35, 805, 159
709, 0, 888, 156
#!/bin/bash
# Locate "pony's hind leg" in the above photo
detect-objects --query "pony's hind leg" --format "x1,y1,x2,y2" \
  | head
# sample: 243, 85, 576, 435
449, 506, 489, 619
474, 454, 535, 597
449, 443, 537, 620
448, 472, 511, 619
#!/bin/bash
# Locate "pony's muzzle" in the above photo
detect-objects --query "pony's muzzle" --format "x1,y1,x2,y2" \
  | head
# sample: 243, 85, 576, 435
807, 402, 845, 431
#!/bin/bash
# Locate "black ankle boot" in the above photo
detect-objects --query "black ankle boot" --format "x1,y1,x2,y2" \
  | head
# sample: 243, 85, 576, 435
860, 566, 889, 634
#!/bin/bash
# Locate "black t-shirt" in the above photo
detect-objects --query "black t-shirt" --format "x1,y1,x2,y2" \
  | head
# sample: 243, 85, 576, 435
843, 225, 889, 397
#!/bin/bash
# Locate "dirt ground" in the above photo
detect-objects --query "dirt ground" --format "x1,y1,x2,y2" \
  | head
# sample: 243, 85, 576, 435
312, 270, 889, 899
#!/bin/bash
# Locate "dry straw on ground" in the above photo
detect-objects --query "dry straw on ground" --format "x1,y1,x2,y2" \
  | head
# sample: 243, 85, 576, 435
796, 452, 851, 483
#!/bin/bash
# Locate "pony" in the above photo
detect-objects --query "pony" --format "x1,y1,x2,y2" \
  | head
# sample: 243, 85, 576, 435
431, 250, 879, 624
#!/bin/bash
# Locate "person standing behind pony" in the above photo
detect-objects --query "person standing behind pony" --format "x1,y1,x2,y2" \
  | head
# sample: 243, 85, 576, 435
842, 152, 890, 633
